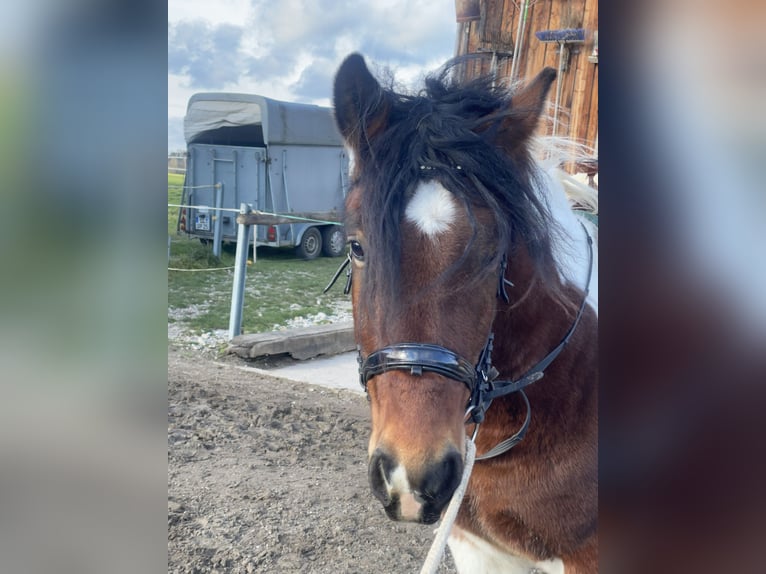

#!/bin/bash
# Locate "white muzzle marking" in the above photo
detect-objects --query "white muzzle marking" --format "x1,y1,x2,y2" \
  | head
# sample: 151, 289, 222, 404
385, 464, 422, 520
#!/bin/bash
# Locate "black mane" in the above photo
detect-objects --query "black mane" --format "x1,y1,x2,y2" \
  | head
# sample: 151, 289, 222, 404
351, 66, 560, 307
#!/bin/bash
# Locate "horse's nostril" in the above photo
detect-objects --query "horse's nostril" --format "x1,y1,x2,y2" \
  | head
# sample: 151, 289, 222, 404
419, 448, 463, 507
368, 449, 396, 505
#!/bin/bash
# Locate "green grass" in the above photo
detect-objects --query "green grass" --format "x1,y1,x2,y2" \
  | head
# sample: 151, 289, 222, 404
168, 173, 351, 336
168, 249, 350, 334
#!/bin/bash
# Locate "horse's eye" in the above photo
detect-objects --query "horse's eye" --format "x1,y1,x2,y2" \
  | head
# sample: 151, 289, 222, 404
349, 240, 365, 261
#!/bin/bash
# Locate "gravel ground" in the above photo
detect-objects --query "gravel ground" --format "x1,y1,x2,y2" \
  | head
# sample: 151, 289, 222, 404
168, 344, 457, 573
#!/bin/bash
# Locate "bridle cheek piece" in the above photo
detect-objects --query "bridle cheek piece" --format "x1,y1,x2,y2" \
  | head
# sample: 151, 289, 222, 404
326, 223, 594, 461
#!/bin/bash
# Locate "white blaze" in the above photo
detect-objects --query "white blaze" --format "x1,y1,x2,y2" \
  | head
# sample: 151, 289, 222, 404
405, 180, 457, 237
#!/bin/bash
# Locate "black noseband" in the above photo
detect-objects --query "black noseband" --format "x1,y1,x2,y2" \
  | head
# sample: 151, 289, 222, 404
359, 343, 476, 395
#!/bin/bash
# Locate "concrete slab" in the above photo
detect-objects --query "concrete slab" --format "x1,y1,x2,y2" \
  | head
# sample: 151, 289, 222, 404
231, 351, 363, 394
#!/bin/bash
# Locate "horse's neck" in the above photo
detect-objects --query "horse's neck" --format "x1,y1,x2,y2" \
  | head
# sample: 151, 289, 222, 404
491, 263, 571, 379
491, 166, 598, 379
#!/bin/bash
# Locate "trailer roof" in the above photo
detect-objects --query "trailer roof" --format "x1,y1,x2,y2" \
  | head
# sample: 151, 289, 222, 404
184, 93, 344, 147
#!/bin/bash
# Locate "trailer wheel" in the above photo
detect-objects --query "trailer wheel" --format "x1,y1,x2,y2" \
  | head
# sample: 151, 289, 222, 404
321, 226, 345, 257
296, 227, 322, 260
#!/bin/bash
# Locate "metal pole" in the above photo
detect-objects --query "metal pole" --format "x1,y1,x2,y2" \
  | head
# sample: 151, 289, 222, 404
552, 43, 566, 137
229, 203, 252, 340
213, 182, 223, 258
251, 226, 257, 263
509, 0, 529, 83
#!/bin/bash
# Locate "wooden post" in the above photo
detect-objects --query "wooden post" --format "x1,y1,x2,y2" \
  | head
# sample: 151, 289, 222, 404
236, 211, 342, 227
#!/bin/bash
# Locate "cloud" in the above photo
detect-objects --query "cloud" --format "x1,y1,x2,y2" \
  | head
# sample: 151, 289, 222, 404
169, 1, 454, 94
168, 20, 247, 88
245, 52, 300, 82
290, 58, 335, 101
168, 0, 457, 148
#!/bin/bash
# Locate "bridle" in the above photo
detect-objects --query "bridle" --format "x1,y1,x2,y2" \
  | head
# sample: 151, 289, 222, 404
325, 222, 594, 460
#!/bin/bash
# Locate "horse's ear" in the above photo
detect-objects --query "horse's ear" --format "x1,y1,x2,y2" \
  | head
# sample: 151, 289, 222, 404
333, 53, 389, 159
495, 67, 557, 150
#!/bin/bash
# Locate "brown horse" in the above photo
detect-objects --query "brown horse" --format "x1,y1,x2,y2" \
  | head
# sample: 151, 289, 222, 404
331, 54, 598, 573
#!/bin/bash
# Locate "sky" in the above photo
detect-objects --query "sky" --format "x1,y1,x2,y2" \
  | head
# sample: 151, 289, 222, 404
168, 0, 458, 151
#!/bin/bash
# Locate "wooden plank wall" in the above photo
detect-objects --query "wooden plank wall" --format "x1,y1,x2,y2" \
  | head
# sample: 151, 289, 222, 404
455, 0, 598, 154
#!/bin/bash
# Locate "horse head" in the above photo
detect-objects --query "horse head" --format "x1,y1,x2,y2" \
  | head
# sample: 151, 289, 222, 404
333, 53, 557, 524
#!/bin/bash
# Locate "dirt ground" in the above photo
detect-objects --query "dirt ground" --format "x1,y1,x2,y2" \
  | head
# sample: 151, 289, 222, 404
168, 345, 457, 574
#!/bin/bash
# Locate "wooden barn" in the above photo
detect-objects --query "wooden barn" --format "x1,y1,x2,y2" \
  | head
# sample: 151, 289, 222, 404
454, 0, 598, 162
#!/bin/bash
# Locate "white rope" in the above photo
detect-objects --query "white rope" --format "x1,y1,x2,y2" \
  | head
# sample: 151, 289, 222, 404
248, 210, 342, 226
167, 266, 235, 272
167, 204, 342, 226
167, 203, 242, 213
419, 437, 476, 574
167, 183, 220, 190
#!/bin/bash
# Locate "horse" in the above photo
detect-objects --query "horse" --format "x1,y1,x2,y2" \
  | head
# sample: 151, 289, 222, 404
330, 53, 598, 573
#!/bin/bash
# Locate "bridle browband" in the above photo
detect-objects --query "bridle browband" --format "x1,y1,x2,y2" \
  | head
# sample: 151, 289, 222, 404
325, 222, 594, 460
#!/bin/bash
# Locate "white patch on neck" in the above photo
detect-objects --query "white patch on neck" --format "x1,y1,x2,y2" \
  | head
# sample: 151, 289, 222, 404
404, 180, 457, 237
532, 166, 599, 315
346, 146, 355, 176
448, 527, 564, 574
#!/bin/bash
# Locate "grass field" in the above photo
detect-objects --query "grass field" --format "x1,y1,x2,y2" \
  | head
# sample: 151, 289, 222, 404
167, 173, 351, 338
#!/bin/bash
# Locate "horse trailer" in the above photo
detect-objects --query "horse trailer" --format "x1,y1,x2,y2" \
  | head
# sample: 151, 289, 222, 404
178, 93, 350, 259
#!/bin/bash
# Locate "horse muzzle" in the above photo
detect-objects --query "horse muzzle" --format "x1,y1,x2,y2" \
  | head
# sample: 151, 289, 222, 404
368, 447, 463, 524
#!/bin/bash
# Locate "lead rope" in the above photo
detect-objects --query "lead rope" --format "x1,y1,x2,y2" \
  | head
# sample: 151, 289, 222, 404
419, 436, 476, 574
